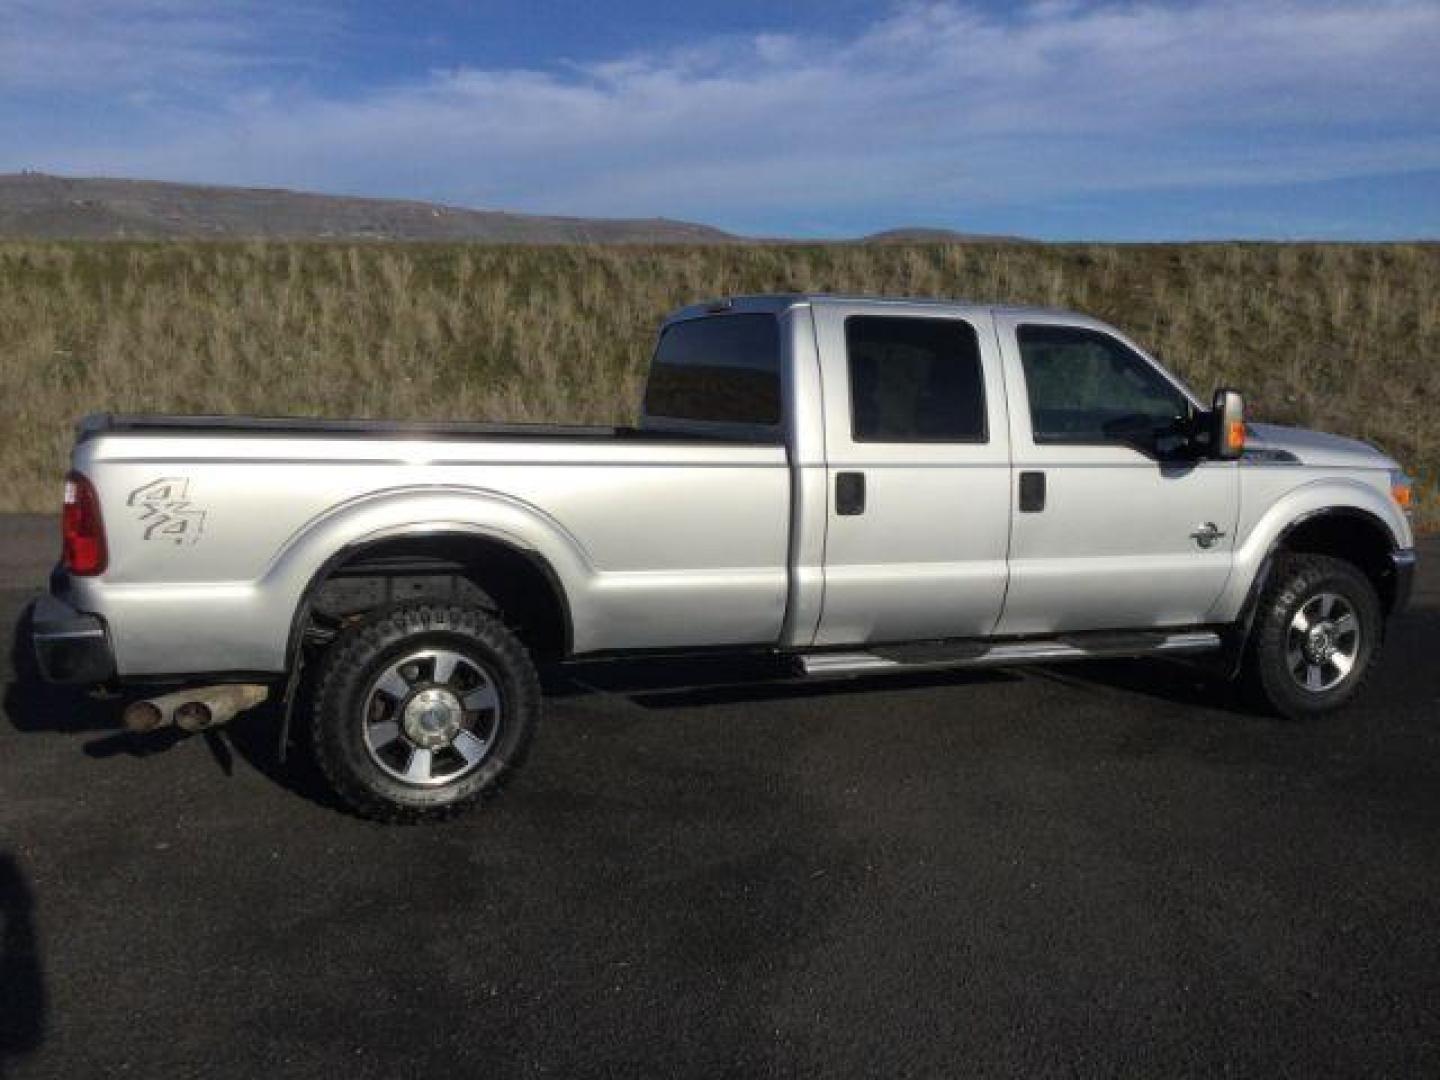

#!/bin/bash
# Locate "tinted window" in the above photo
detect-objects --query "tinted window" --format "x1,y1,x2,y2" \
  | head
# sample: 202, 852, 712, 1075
1017, 325, 1190, 444
846, 316, 987, 443
645, 314, 781, 426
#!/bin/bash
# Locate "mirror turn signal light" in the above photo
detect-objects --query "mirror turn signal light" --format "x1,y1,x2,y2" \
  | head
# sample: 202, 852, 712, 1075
1226, 421, 1246, 453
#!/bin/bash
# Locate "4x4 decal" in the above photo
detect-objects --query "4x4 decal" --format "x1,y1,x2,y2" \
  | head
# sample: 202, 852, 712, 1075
127, 478, 207, 545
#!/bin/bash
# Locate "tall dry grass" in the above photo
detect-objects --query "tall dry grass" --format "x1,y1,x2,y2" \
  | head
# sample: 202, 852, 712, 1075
1, 240, 1436, 522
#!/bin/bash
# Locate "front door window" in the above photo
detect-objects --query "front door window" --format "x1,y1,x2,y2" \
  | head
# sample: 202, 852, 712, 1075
1017, 324, 1191, 446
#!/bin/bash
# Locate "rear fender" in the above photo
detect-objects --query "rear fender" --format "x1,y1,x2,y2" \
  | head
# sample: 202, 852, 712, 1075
263, 486, 592, 668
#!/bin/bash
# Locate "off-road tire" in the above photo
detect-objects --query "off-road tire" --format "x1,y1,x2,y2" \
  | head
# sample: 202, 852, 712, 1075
310, 603, 540, 822
1243, 554, 1382, 720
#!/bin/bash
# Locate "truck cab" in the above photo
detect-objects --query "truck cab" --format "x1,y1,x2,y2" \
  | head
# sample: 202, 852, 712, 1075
650, 295, 1409, 650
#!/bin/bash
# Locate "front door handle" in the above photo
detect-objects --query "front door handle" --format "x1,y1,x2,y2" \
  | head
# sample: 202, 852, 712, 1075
836, 472, 866, 516
1190, 522, 1227, 548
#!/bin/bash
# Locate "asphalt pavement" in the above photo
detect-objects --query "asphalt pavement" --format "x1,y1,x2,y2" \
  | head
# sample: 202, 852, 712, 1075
2, 513, 1438, 1078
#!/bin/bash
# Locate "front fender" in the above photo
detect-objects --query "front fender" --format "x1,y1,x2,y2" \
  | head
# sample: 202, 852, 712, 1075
1209, 475, 1409, 623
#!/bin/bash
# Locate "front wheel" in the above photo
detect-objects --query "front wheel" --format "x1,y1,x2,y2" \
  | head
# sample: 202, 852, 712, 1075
1243, 554, 1382, 720
310, 604, 541, 822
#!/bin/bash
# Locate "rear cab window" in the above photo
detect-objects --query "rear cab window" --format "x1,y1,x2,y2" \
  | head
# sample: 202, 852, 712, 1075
644, 314, 782, 429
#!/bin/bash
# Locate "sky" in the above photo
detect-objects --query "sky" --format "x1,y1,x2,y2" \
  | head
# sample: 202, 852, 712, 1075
2, 0, 1438, 240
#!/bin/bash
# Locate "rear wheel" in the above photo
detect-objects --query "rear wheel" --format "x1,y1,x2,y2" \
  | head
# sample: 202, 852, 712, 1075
1243, 554, 1381, 719
310, 604, 540, 822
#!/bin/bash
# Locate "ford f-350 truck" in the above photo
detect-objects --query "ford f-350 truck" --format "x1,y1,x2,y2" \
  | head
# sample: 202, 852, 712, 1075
33, 295, 1416, 820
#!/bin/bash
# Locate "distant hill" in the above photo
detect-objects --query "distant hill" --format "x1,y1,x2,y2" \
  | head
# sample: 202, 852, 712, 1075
862, 227, 1030, 244
0, 173, 741, 244
0, 174, 1035, 245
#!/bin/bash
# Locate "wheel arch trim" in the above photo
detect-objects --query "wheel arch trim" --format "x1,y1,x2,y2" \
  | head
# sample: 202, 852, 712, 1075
1211, 478, 1407, 627
1217, 498, 1406, 678
269, 486, 590, 673
283, 523, 577, 672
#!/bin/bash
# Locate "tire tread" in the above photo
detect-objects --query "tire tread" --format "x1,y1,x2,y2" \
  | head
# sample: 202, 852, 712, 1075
309, 603, 540, 823
1244, 553, 1382, 720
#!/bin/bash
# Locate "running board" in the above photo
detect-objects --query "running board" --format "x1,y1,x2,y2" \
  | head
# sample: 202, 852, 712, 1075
796, 631, 1222, 678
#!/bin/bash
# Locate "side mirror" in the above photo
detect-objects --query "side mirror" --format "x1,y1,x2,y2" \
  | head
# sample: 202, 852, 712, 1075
1210, 388, 1245, 460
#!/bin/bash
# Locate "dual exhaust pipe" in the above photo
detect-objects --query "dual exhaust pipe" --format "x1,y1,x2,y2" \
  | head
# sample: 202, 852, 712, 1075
123, 684, 269, 735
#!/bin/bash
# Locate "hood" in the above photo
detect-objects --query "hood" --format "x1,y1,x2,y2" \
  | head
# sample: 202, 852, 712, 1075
1245, 423, 1397, 471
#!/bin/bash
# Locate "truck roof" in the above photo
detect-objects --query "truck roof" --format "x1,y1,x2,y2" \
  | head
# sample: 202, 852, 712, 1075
663, 294, 1087, 323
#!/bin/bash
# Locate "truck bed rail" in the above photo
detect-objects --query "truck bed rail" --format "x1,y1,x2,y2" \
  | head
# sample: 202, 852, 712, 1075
77, 413, 780, 444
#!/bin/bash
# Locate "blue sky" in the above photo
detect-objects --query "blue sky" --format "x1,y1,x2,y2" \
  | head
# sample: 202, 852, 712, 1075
2, 0, 1438, 239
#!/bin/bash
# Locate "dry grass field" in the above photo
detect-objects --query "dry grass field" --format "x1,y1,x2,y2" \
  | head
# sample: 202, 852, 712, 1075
1, 240, 1435, 523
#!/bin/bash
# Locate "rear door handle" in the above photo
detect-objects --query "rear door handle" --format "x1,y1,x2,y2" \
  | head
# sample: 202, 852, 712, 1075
836, 472, 866, 516
1018, 471, 1046, 513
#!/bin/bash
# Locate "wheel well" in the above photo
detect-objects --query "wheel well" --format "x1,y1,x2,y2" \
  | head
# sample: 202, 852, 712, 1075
301, 533, 571, 661
1277, 510, 1399, 614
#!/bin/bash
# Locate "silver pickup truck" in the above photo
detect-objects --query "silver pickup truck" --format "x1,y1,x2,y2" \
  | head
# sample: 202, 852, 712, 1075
33, 294, 1416, 820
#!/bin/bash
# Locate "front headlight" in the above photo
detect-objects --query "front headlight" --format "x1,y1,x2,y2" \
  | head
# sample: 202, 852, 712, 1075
1389, 469, 1415, 517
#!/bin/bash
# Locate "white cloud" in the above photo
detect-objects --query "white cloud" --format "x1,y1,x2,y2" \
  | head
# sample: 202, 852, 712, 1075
0, 0, 332, 93
2, 1, 1438, 232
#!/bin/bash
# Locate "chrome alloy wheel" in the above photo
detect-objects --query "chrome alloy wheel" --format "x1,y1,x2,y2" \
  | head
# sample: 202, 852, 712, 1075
1285, 592, 1360, 693
361, 648, 502, 786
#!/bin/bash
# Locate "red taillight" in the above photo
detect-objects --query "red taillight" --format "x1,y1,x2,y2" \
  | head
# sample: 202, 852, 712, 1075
62, 471, 108, 576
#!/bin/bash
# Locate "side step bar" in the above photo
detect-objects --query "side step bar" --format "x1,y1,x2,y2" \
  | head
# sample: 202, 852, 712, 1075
796, 631, 1222, 678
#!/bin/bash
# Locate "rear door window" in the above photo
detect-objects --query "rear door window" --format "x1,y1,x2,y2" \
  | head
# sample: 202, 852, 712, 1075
845, 316, 987, 443
644, 314, 781, 427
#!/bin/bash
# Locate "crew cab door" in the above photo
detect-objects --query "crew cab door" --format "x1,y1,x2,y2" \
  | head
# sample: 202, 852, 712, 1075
812, 302, 1012, 645
993, 313, 1239, 635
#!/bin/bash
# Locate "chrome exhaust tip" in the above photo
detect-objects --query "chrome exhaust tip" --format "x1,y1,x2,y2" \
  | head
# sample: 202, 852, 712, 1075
123, 684, 269, 735
173, 700, 214, 733
123, 699, 165, 733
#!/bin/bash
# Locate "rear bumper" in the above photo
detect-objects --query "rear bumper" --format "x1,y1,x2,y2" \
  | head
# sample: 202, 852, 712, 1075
31, 593, 116, 685
1391, 548, 1416, 615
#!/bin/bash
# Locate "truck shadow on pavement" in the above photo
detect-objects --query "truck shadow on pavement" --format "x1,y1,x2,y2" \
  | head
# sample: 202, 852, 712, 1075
0, 854, 45, 1079
223, 702, 350, 815
1025, 657, 1255, 713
